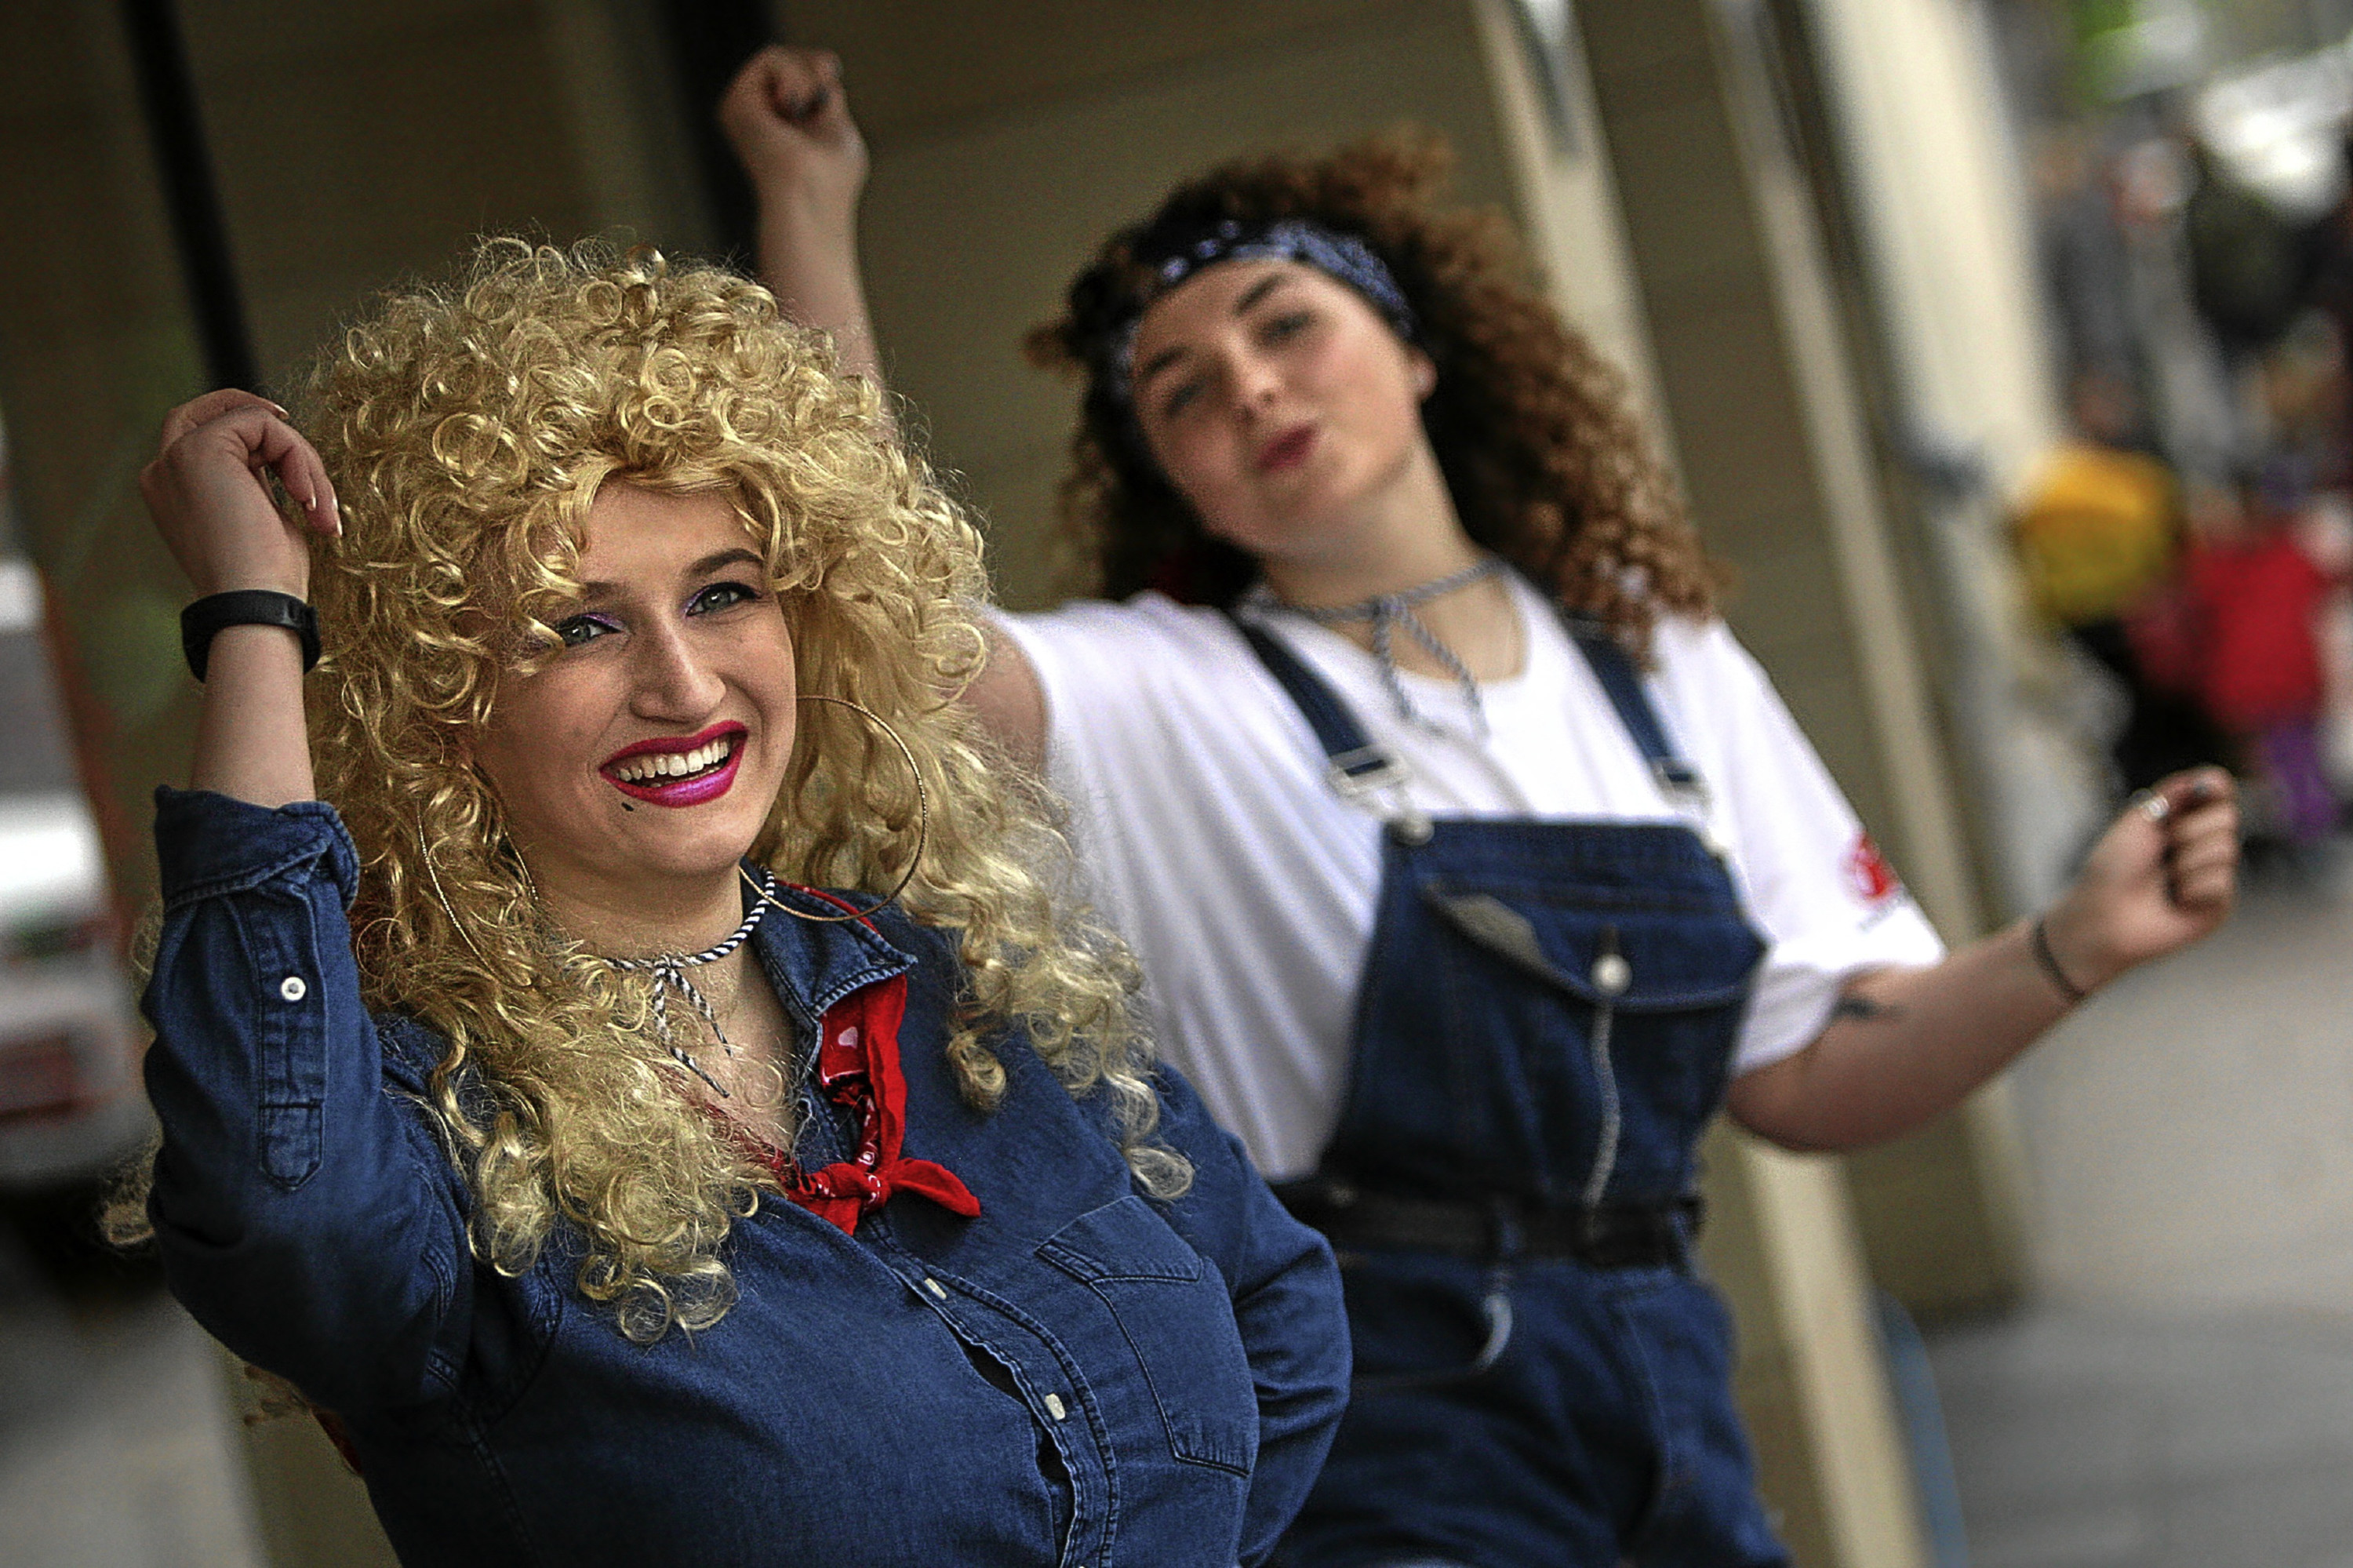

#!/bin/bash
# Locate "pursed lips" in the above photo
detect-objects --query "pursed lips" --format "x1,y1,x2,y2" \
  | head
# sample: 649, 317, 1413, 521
1255, 423, 1317, 474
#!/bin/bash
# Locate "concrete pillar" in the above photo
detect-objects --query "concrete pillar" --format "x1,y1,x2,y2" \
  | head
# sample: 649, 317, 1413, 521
1702, 1130, 1933, 1568
1794, 0, 2103, 1316
1576, 0, 2042, 1335
1573, 0, 2024, 1557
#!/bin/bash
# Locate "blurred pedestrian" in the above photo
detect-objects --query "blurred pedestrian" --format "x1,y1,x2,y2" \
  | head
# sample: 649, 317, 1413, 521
2013, 395, 2229, 794
2184, 467, 2343, 846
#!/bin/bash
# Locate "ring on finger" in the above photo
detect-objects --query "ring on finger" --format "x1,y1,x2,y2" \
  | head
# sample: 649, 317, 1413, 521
2132, 790, 2171, 824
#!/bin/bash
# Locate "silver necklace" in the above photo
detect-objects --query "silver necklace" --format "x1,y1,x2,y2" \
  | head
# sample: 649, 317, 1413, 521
604, 869, 777, 1099
1260, 556, 1506, 731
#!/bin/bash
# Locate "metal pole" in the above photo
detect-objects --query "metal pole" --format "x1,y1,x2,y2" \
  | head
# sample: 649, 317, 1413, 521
651, 0, 777, 265
119, 0, 260, 393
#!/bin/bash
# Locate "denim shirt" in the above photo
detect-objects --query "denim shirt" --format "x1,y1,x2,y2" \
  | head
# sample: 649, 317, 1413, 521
143, 788, 1348, 1567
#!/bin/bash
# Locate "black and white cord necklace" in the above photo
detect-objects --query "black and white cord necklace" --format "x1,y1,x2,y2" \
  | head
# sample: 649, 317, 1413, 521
1258, 555, 1505, 732
605, 868, 778, 1099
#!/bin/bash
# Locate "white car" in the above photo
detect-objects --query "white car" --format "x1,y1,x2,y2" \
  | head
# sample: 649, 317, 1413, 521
0, 558, 150, 1185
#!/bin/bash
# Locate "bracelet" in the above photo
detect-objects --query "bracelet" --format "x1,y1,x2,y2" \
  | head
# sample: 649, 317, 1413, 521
181, 591, 320, 682
2029, 915, 2088, 1004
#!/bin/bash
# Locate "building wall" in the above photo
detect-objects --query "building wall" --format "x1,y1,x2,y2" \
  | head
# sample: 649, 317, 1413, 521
794, 0, 1541, 607
1806, 0, 2102, 921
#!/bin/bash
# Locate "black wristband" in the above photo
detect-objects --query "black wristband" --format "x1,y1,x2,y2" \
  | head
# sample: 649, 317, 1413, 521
181, 591, 320, 682
2029, 915, 2088, 1004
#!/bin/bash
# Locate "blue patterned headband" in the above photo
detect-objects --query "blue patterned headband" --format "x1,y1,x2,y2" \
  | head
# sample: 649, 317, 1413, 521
1106, 217, 1417, 406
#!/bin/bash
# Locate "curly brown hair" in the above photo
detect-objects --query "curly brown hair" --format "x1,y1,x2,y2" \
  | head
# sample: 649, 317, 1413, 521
1027, 133, 1716, 647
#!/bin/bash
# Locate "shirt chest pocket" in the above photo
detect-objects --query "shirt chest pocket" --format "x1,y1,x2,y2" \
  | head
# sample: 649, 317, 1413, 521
1038, 1195, 1260, 1476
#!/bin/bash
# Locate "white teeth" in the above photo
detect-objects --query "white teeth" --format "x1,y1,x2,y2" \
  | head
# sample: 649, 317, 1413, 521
613, 736, 733, 784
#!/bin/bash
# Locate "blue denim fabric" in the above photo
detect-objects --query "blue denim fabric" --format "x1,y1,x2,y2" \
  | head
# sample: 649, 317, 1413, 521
1281, 817, 1787, 1568
143, 788, 1348, 1567
1333, 822, 1764, 1208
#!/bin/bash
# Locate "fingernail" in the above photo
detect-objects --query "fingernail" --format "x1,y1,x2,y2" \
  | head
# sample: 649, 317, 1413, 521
269, 402, 291, 418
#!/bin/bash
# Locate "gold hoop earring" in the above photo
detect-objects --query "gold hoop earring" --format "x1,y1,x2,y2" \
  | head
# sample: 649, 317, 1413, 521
744, 693, 929, 924
416, 820, 502, 969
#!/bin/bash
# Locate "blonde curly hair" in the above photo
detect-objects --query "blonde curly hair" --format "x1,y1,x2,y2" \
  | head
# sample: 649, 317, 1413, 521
128, 241, 1180, 1344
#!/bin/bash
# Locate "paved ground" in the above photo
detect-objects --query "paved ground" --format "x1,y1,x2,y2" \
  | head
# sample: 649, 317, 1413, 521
1928, 846, 2353, 1568
0, 1200, 260, 1568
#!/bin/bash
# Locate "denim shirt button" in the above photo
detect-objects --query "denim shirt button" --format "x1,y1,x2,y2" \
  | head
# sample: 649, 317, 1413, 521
278, 975, 308, 1002
1043, 1392, 1067, 1421
922, 1277, 947, 1300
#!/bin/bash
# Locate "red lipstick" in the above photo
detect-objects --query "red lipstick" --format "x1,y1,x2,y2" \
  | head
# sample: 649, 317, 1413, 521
600, 722, 747, 809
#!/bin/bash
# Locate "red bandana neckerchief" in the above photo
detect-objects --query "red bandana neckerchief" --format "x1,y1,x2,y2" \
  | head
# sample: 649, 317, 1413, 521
721, 886, 979, 1236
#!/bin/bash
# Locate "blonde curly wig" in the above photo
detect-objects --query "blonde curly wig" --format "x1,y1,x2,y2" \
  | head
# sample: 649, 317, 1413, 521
136, 241, 1181, 1343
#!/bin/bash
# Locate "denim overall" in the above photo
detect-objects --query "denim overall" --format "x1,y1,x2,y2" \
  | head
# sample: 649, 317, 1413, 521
1231, 618, 1788, 1568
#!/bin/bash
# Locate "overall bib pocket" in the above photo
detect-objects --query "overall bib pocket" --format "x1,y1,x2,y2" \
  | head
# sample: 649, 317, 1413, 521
1411, 871, 1764, 1203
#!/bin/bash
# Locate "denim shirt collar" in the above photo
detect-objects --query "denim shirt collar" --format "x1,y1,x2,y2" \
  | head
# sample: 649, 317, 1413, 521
740, 871, 917, 1030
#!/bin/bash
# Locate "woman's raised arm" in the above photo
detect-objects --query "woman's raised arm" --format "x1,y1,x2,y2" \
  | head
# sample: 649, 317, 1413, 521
138, 388, 340, 806
722, 49, 1053, 769
719, 45, 883, 387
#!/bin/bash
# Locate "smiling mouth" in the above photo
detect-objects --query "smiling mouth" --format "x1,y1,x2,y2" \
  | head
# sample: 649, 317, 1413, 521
602, 724, 747, 806
610, 735, 734, 784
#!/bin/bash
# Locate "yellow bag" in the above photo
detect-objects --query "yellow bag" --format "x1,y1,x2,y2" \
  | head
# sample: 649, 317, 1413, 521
2012, 443, 2177, 627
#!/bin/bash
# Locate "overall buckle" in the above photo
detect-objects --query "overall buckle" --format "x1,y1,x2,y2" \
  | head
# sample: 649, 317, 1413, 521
1652, 759, 1726, 856
1652, 756, 1708, 807
1329, 746, 1432, 845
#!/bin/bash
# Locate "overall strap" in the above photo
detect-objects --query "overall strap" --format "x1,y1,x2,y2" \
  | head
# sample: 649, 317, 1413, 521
1563, 617, 1713, 814
1228, 605, 1714, 839
1228, 617, 1378, 769
1226, 613, 1427, 836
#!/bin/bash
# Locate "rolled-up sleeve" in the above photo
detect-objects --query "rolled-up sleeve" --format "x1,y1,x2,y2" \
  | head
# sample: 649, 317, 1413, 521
1147, 1060, 1350, 1566
144, 787, 471, 1418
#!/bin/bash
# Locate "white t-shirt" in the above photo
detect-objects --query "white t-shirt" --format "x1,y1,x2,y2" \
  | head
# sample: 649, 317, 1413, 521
997, 572, 1944, 1180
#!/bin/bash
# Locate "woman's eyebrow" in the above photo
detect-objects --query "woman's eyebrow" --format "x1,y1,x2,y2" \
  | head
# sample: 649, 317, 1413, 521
1135, 274, 1297, 392
1135, 342, 1190, 390
685, 547, 764, 579
575, 548, 763, 599
1232, 272, 1288, 315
